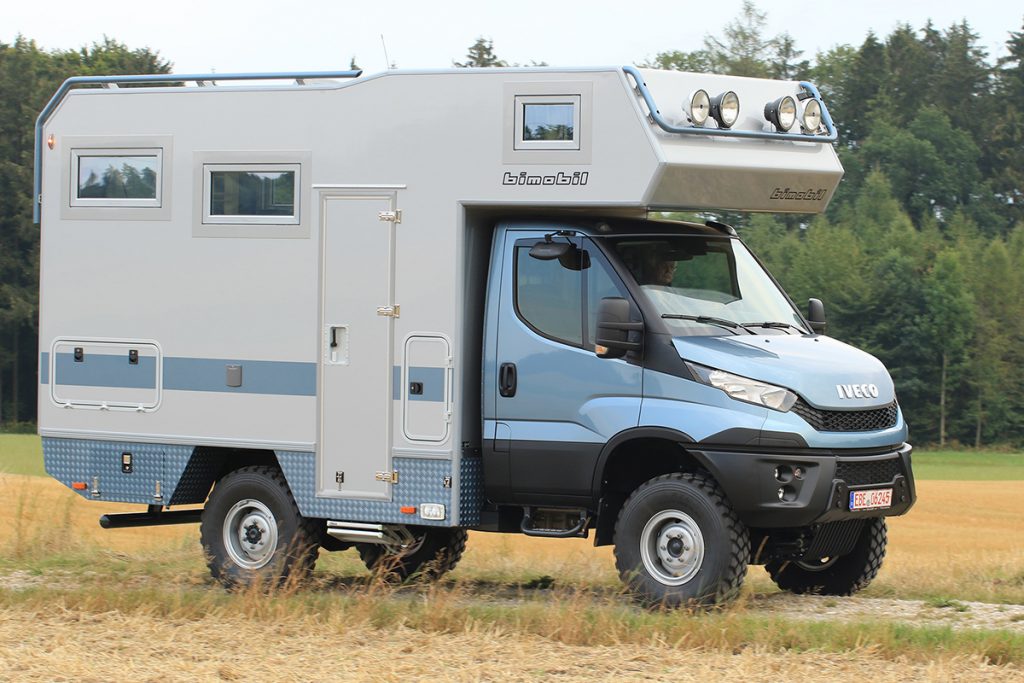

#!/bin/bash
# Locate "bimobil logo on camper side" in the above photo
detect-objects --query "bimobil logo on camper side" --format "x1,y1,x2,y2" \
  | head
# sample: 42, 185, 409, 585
502, 170, 590, 186
770, 187, 828, 201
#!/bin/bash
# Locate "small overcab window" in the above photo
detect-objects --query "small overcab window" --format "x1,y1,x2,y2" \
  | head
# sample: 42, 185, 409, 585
71, 149, 162, 207
514, 95, 581, 150
203, 164, 300, 225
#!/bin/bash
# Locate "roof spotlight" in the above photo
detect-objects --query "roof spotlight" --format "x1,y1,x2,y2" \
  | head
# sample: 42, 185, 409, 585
764, 95, 796, 132
709, 91, 740, 128
801, 99, 822, 133
688, 89, 710, 126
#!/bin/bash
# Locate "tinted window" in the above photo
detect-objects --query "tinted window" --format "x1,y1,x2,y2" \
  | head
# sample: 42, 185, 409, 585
77, 155, 158, 199
522, 103, 575, 141
210, 170, 296, 217
515, 245, 583, 345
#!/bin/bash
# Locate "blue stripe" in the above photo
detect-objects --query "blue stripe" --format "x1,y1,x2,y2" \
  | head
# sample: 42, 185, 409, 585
392, 366, 446, 402
408, 367, 445, 402
40, 352, 446, 401
54, 352, 157, 389
163, 357, 316, 396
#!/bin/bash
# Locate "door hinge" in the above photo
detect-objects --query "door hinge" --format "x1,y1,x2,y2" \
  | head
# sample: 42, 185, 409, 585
375, 470, 399, 484
376, 304, 400, 317
378, 209, 402, 223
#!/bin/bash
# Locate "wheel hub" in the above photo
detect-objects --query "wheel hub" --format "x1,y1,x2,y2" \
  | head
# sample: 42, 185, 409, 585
223, 499, 279, 569
640, 510, 705, 586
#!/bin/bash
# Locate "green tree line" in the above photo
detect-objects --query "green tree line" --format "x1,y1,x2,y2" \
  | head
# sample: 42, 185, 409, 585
2, 11, 1023, 446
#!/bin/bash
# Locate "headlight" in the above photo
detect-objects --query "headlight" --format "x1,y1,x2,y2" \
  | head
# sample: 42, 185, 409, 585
764, 95, 796, 132
686, 362, 798, 412
801, 99, 822, 133
688, 89, 710, 126
709, 91, 740, 128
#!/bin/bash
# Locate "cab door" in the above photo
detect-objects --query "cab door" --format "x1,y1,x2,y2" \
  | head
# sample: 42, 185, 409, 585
491, 231, 642, 504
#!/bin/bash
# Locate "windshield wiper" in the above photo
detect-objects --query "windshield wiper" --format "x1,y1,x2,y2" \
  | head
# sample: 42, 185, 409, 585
661, 314, 746, 334
741, 321, 806, 334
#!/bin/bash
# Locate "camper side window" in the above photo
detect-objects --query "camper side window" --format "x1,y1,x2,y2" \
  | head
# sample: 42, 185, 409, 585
202, 163, 300, 225
71, 149, 162, 207
514, 95, 581, 151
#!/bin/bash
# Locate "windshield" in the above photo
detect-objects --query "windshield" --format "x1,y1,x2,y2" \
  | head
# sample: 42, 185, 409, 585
606, 235, 807, 336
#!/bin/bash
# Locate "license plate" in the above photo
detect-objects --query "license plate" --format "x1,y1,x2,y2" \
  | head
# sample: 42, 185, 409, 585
849, 488, 893, 511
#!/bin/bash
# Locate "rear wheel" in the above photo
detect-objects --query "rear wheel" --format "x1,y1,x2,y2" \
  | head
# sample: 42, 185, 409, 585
766, 517, 887, 595
358, 527, 467, 581
614, 472, 749, 607
200, 465, 319, 588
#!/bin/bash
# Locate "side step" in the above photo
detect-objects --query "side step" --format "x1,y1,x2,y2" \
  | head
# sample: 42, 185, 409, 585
99, 505, 203, 529
520, 507, 589, 538
326, 520, 415, 547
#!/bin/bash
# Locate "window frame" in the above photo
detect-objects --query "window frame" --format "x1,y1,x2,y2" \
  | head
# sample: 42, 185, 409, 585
202, 162, 301, 225
70, 148, 163, 208
513, 95, 582, 151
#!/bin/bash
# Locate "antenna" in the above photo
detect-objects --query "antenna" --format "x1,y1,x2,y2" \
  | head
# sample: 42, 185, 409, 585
380, 34, 392, 70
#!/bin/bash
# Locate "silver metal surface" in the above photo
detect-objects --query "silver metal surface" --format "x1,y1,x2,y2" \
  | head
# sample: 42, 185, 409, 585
326, 520, 420, 547
223, 498, 279, 569
639, 509, 705, 586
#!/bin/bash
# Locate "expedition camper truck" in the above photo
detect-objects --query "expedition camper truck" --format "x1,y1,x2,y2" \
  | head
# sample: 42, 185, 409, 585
35, 66, 915, 605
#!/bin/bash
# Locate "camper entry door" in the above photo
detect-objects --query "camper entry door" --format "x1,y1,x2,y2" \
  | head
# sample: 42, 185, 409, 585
317, 192, 398, 500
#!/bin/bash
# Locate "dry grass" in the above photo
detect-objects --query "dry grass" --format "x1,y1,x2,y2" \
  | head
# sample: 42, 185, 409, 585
1, 608, 1020, 683
1, 474, 1024, 680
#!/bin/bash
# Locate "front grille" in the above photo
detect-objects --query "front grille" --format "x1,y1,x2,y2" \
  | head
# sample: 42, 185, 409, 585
835, 457, 903, 486
792, 399, 899, 432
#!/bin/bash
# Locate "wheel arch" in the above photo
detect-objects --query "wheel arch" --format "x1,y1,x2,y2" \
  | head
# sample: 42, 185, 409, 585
168, 446, 282, 506
591, 427, 723, 546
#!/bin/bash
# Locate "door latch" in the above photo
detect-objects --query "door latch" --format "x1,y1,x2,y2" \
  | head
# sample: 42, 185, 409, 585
375, 470, 399, 484
376, 305, 400, 317
378, 210, 402, 223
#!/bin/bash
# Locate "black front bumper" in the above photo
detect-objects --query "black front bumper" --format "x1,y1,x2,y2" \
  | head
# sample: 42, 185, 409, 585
690, 442, 916, 528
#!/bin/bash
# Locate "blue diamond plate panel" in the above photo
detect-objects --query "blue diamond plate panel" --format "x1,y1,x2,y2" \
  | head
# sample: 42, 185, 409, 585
458, 456, 484, 526
276, 452, 458, 527
42, 437, 195, 505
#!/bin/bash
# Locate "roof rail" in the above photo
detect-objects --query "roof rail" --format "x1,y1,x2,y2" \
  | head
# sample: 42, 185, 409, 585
621, 65, 837, 145
33, 70, 362, 223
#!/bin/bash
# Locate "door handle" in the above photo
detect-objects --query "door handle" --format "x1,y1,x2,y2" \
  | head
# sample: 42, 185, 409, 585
499, 362, 517, 398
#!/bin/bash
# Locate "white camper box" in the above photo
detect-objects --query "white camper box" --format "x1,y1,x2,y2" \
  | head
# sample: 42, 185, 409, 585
36, 67, 845, 593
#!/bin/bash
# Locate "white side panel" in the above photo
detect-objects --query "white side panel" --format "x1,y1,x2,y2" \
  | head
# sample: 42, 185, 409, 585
318, 193, 396, 500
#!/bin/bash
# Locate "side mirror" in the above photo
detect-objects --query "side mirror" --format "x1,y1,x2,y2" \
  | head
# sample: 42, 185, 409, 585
529, 240, 590, 271
807, 298, 827, 334
595, 297, 643, 359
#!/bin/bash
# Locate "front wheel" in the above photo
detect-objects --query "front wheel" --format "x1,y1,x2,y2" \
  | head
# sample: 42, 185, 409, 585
765, 517, 887, 595
200, 465, 319, 588
614, 472, 750, 607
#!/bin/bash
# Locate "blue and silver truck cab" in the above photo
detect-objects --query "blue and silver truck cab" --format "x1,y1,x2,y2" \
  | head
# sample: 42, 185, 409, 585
480, 217, 913, 604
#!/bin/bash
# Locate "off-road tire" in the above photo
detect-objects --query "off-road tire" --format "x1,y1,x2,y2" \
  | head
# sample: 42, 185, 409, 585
765, 517, 887, 595
358, 527, 468, 581
614, 472, 750, 607
200, 465, 319, 588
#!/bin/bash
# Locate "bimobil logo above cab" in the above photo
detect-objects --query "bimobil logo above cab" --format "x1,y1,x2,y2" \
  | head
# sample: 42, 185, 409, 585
502, 170, 589, 186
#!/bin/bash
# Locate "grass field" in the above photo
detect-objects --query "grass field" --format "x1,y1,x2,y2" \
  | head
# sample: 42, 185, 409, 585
1, 435, 1023, 680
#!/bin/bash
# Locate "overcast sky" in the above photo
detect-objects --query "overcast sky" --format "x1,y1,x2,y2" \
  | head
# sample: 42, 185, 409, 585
4, 1, 1021, 75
